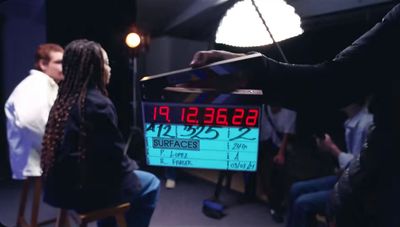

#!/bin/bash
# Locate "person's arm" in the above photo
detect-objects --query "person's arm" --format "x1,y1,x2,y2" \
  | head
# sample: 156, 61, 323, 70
338, 114, 374, 168
337, 153, 354, 169
273, 109, 296, 165
190, 50, 371, 111
273, 133, 290, 165
84, 91, 138, 174
190, 50, 245, 67
11, 76, 55, 149
316, 133, 357, 169
190, 4, 400, 111
317, 134, 342, 156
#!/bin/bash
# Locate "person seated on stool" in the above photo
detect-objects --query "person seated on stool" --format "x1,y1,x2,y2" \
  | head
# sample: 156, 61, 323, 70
40, 39, 160, 227
285, 97, 373, 227
260, 105, 296, 223
5, 43, 63, 180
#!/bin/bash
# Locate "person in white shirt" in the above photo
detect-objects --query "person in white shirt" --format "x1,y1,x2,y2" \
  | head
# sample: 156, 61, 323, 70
286, 98, 373, 227
258, 105, 297, 223
5, 43, 64, 179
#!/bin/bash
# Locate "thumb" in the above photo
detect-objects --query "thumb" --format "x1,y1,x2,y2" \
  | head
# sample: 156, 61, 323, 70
190, 51, 206, 67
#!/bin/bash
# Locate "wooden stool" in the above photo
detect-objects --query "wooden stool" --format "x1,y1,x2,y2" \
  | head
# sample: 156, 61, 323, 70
57, 203, 130, 227
16, 176, 56, 227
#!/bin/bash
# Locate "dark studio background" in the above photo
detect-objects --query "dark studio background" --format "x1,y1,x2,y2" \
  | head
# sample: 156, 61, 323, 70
0, 0, 398, 179
46, 0, 137, 136
0, 11, 6, 180
213, 3, 395, 177
1, 2, 400, 226
0, 0, 141, 179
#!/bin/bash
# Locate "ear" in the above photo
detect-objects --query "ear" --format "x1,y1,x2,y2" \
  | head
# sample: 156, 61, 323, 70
38, 59, 48, 71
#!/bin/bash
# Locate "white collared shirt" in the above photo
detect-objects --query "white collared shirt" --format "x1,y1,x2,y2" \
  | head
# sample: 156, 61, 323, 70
338, 108, 374, 169
5, 69, 58, 179
260, 105, 296, 147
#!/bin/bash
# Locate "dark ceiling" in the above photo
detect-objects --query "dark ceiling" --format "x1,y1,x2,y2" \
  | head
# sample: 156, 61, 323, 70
45, 0, 399, 43
136, 0, 398, 41
44, 0, 399, 135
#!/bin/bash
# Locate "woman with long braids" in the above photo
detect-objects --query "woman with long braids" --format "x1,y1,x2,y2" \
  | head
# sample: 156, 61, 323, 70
41, 39, 160, 227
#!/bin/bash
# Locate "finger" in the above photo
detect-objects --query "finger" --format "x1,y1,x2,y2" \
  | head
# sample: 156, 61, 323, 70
190, 51, 207, 67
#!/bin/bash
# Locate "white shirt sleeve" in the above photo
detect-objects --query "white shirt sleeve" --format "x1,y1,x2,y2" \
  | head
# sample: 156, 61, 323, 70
280, 108, 296, 134
5, 71, 58, 179
13, 77, 53, 137
338, 152, 354, 169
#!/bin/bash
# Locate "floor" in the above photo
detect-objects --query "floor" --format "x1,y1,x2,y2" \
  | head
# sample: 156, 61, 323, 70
0, 169, 283, 227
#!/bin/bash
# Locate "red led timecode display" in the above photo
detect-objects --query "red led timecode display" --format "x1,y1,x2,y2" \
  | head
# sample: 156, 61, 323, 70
143, 103, 260, 127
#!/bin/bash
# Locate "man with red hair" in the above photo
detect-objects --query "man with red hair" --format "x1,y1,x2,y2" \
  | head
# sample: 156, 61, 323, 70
5, 43, 64, 179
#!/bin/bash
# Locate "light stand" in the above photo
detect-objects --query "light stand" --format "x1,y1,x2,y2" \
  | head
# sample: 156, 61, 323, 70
125, 32, 141, 128
123, 31, 143, 159
130, 55, 138, 127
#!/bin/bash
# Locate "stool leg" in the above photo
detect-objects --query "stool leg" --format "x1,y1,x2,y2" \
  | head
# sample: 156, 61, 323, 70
16, 179, 30, 227
114, 214, 127, 227
56, 210, 70, 227
30, 177, 42, 226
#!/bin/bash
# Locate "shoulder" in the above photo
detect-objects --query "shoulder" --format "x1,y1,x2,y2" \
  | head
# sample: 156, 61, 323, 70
15, 70, 55, 90
6, 70, 55, 103
360, 112, 374, 126
280, 108, 297, 118
383, 4, 400, 23
351, 110, 374, 131
85, 89, 116, 117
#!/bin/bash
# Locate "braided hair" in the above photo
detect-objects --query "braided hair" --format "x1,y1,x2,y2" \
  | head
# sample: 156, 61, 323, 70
41, 39, 108, 176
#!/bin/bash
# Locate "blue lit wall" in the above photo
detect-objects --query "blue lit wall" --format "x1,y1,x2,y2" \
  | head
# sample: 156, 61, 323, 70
0, 0, 47, 179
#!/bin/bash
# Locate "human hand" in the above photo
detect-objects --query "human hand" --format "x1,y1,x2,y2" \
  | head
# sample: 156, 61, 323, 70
316, 134, 340, 157
190, 50, 245, 68
273, 153, 285, 165
185, 50, 248, 92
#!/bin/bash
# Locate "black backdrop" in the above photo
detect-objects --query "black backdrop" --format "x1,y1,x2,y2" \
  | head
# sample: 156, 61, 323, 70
0, 13, 10, 180
0, 1, 394, 179
215, 10, 388, 142
214, 10, 391, 178
46, 0, 137, 136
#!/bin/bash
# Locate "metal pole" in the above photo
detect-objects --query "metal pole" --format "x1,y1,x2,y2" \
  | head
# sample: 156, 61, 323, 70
251, 0, 289, 63
131, 55, 138, 128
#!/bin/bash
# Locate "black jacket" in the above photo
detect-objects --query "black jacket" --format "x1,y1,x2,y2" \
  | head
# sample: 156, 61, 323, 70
257, 4, 400, 227
43, 88, 139, 213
